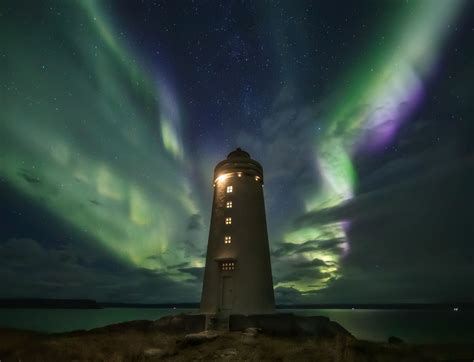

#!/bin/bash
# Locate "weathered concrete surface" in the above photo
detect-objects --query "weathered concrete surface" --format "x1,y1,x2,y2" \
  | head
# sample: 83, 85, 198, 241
229, 313, 353, 338
155, 313, 206, 333
183, 330, 220, 345
143, 347, 167, 358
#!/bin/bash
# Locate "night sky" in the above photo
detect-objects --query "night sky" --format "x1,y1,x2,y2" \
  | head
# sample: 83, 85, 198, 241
1, 0, 473, 304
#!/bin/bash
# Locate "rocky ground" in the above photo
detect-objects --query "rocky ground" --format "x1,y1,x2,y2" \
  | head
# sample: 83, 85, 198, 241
0, 317, 473, 361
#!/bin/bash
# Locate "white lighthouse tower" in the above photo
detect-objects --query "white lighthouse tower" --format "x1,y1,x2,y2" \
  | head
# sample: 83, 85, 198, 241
200, 148, 275, 316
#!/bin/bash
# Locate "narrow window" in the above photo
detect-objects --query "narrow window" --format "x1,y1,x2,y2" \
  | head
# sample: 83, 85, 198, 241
221, 261, 235, 271
225, 217, 232, 225
226, 201, 232, 208
224, 236, 231, 244
226, 185, 233, 193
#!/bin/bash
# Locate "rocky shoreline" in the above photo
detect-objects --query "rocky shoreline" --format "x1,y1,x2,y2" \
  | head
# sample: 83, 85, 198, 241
1, 313, 473, 361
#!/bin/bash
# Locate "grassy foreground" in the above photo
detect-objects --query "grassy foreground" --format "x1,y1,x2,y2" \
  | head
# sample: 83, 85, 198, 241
0, 322, 473, 361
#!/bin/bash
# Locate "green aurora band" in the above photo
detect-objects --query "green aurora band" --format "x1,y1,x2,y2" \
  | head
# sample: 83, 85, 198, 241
1, 0, 205, 281
277, 0, 465, 293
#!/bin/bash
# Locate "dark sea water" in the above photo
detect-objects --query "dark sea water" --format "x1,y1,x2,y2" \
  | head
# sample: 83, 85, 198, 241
0, 308, 472, 344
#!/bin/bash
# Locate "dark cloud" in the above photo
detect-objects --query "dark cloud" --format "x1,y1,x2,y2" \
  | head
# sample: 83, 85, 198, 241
0, 238, 200, 303
298, 258, 331, 269
186, 214, 203, 231
259, 85, 474, 302
272, 238, 344, 258
274, 286, 303, 304
274, 286, 321, 305
276, 268, 331, 284
167, 261, 190, 269
289, 145, 474, 302
179, 267, 204, 281
18, 169, 41, 185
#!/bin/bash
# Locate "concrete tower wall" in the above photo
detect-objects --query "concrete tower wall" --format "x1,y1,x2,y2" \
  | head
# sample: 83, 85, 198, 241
200, 151, 275, 315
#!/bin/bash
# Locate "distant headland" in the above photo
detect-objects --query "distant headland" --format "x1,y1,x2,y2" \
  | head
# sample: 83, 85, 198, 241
0, 299, 101, 309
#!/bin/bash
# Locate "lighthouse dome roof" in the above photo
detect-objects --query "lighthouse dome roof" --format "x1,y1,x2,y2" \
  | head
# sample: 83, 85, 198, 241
227, 147, 250, 159
215, 147, 263, 182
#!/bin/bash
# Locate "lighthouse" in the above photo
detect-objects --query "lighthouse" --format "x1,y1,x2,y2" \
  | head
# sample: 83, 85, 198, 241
200, 148, 275, 316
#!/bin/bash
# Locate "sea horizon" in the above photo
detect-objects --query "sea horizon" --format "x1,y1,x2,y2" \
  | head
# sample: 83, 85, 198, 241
1, 298, 473, 310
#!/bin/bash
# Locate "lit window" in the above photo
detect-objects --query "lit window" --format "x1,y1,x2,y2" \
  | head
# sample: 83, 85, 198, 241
226, 201, 232, 208
225, 217, 232, 225
237, 172, 242, 177
226, 185, 233, 193
225, 236, 231, 244
221, 261, 235, 271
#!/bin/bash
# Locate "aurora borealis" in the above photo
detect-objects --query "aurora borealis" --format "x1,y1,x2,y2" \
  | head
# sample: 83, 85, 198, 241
1, 0, 473, 303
